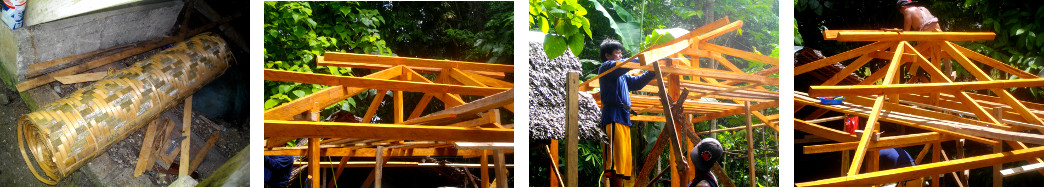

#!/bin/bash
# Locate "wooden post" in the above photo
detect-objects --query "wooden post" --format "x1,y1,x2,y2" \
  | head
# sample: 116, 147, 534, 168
957, 139, 968, 186
932, 142, 940, 187
549, 140, 560, 187
394, 90, 403, 124
745, 101, 757, 186
180, 96, 193, 178
495, 149, 508, 188
993, 107, 1003, 187
565, 72, 580, 187
375, 146, 384, 188
481, 150, 490, 188
994, 143, 1002, 186
841, 150, 850, 175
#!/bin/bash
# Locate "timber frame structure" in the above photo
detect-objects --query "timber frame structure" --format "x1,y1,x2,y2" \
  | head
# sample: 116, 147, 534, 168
263, 53, 515, 188
555, 17, 780, 187
795, 30, 1044, 186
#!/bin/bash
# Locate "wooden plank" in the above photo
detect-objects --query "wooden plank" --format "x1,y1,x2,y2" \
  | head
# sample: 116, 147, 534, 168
494, 149, 508, 188
322, 52, 514, 73
155, 119, 178, 169
651, 61, 689, 180
822, 55, 873, 86
795, 41, 896, 75
939, 41, 1044, 127
481, 150, 489, 188
264, 66, 404, 120
263, 69, 509, 96
179, 96, 192, 178
690, 101, 779, 123
15, 18, 238, 92
264, 120, 513, 142
546, 144, 564, 187
375, 146, 384, 188
952, 43, 1039, 79
187, 132, 220, 174
448, 68, 488, 87
803, 132, 945, 154
701, 42, 779, 65
745, 102, 757, 186
797, 146, 1044, 187
134, 119, 162, 177
793, 118, 858, 142
394, 90, 403, 124
408, 94, 434, 119
416, 89, 514, 125
808, 78, 1044, 97
565, 72, 579, 187
264, 147, 512, 157
622, 63, 777, 85
823, 30, 995, 41
795, 92, 1012, 145
410, 68, 468, 108
850, 42, 904, 176
363, 90, 388, 123
53, 71, 107, 85
317, 56, 505, 78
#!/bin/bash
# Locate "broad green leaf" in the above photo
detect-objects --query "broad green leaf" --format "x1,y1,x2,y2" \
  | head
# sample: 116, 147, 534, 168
540, 17, 550, 33
264, 99, 282, 109
568, 33, 584, 56
544, 34, 568, 60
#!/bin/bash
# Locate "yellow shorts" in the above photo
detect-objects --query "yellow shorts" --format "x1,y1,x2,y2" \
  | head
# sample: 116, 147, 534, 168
604, 123, 632, 178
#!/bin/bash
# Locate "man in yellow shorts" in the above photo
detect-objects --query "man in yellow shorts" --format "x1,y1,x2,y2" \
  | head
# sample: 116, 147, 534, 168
596, 39, 657, 186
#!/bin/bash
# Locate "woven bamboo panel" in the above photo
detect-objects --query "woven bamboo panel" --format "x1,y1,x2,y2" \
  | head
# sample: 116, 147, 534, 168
17, 33, 229, 185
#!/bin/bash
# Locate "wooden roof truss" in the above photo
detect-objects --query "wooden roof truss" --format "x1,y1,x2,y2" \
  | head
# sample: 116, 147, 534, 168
580, 17, 780, 187
795, 30, 1044, 186
263, 53, 515, 188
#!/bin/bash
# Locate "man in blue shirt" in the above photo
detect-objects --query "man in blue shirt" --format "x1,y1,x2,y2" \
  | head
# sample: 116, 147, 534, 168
597, 39, 657, 186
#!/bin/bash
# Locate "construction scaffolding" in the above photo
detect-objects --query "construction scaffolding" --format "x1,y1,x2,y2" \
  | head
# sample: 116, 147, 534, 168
559, 17, 780, 187
795, 30, 1044, 186
263, 53, 515, 188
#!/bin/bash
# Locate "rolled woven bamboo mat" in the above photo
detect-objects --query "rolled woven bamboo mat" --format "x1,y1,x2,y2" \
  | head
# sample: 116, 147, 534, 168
18, 32, 229, 185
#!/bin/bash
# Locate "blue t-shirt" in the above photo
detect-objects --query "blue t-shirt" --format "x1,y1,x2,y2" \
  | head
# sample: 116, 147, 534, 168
879, 148, 916, 170
597, 59, 656, 127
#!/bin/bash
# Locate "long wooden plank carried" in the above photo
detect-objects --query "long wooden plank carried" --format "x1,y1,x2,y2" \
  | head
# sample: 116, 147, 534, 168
264, 120, 514, 142
621, 63, 778, 85
796, 145, 1044, 187
264, 66, 403, 120
264, 69, 509, 96
809, 78, 1044, 97
823, 30, 995, 42
321, 52, 514, 73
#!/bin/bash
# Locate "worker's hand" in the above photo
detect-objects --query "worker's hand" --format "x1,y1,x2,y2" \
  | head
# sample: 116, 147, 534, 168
627, 69, 643, 76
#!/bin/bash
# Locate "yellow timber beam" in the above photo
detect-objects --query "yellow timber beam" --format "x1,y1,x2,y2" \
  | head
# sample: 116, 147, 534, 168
264, 120, 514, 142
823, 30, 996, 42
264, 69, 510, 96
797, 145, 1044, 187
808, 78, 1044, 97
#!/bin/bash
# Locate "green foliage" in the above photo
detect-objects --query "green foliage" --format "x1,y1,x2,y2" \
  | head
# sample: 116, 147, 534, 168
530, 0, 594, 59
263, 1, 392, 114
